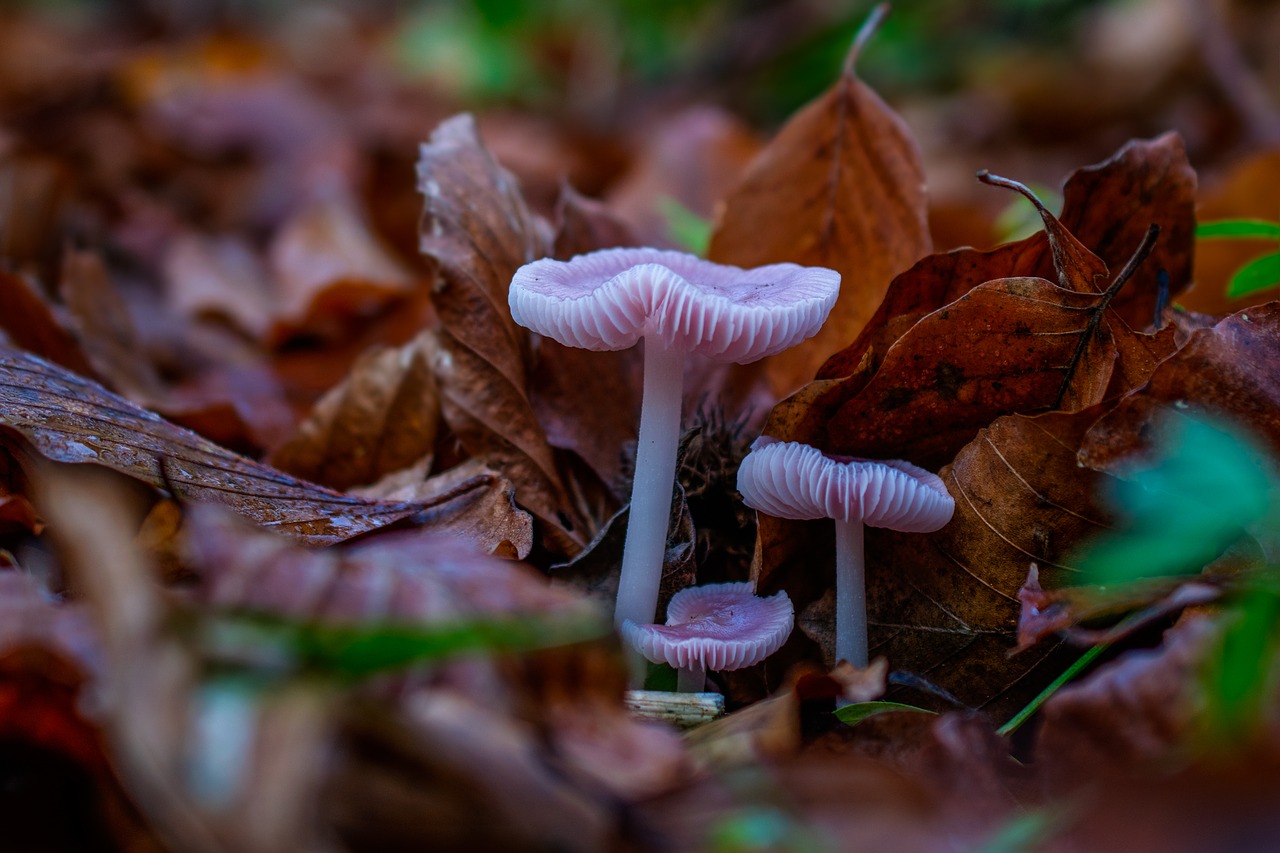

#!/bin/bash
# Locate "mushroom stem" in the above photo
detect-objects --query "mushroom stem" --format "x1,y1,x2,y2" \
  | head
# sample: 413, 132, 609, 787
834, 518, 869, 669
676, 662, 706, 693
615, 337, 685, 635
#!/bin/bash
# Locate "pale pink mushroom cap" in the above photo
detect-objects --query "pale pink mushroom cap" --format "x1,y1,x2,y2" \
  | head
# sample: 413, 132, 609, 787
621, 582, 794, 671
508, 248, 839, 363
737, 439, 955, 531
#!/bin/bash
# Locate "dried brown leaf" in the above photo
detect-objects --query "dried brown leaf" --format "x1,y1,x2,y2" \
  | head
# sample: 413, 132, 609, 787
1082, 303, 1280, 470
1034, 615, 1216, 790
416, 113, 581, 554
708, 33, 931, 397
270, 333, 440, 492
0, 345, 459, 544
352, 459, 534, 559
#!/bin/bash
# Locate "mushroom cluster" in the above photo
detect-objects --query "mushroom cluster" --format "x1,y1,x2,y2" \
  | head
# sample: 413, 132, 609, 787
509, 247, 838, 636
508, 245, 955, 694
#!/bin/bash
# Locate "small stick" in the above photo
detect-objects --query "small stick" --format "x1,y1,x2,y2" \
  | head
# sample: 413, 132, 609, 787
626, 689, 725, 730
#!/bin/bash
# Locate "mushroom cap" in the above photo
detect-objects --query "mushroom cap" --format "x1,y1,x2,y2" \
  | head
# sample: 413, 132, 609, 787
508, 247, 839, 363
736, 439, 955, 531
621, 582, 793, 671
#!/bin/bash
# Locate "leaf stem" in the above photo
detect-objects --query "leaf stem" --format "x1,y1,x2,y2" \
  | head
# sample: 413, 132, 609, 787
844, 3, 889, 77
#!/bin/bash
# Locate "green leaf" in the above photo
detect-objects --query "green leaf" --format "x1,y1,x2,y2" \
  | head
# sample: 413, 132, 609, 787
973, 806, 1072, 853
203, 606, 608, 679
1078, 416, 1275, 586
1226, 251, 1280, 299
1201, 582, 1280, 745
658, 196, 712, 256
999, 643, 1109, 736
1196, 219, 1280, 240
833, 700, 935, 726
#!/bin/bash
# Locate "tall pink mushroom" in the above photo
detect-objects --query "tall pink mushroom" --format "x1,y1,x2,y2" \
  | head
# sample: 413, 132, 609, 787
509, 249, 838, 635
736, 439, 954, 669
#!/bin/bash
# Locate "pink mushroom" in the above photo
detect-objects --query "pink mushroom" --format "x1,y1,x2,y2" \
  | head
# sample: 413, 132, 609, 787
736, 439, 954, 669
622, 582, 794, 692
509, 248, 838, 639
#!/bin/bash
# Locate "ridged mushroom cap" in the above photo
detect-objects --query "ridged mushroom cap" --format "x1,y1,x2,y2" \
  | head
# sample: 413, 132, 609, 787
621, 582, 793, 671
508, 247, 839, 363
737, 439, 955, 531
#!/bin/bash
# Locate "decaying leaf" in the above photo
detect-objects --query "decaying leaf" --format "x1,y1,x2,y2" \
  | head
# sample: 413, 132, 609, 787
817, 133, 1195, 383
417, 113, 582, 555
707, 13, 932, 397
1082, 304, 1280, 471
0, 345, 480, 545
270, 333, 441, 492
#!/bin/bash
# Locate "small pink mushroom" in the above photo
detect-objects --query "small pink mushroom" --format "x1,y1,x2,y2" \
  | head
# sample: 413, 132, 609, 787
736, 439, 954, 669
509, 249, 838, 644
622, 582, 794, 692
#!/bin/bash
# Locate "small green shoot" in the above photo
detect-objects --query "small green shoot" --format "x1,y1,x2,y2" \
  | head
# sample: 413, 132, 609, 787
1195, 217, 1280, 299
999, 643, 1109, 737
1196, 219, 1280, 240
658, 196, 713, 256
834, 700, 936, 726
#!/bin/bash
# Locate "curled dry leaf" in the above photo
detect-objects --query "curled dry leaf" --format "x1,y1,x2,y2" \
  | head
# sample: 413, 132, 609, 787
270, 333, 441, 493
1055, 132, 1197, 328
768, 175, 1176, 469
353, 457, 534, 559
708, 24, 931, 397
0, 345, 474, 545
417, 113, 582, 554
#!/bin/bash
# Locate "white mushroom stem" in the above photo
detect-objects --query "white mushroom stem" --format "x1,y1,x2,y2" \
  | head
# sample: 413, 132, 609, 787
834, 518, 869, 669
614, 337, 684, 637
676, 662, 706, 693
